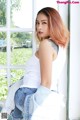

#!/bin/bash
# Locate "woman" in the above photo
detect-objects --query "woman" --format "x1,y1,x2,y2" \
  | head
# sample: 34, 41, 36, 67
10, 7, 69, 120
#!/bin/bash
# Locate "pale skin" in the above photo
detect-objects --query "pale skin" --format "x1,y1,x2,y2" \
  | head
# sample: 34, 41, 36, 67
35, 13, 57, 89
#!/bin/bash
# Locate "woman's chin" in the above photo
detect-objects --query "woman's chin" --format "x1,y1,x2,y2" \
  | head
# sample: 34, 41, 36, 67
38, 36, 50, 41
38, 37, 44, 41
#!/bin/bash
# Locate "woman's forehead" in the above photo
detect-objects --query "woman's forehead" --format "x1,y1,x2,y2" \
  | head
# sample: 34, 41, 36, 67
36, 13, 48, 21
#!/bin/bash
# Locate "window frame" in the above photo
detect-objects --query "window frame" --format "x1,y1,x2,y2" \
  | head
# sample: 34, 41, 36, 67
0, 0, 36, 87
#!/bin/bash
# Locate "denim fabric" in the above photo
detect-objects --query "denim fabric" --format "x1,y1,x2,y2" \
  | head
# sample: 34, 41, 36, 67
23, 86, 51, 120
24, 85, 65, 120
11, 87, 37, 120
11, 86, 65, 120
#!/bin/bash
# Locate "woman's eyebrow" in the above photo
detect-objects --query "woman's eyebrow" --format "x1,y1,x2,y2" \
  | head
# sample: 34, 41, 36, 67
41, 20, 48, 22
36, 19, 48, 22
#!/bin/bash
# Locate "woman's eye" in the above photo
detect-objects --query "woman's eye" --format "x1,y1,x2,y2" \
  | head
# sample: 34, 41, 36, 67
36, 22, 39, 25
42, 22, 47, 24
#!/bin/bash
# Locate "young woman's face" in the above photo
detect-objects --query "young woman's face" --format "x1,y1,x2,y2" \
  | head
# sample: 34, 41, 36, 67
36, 13, 50, 40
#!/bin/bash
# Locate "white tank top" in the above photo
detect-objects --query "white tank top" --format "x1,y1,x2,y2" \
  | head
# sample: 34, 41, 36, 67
20, 46, 66, 91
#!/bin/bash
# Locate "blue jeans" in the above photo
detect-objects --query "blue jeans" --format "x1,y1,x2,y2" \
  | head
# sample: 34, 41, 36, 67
24, 86, 65, 120
11, 87, 37, 120
11, 86, 64, 120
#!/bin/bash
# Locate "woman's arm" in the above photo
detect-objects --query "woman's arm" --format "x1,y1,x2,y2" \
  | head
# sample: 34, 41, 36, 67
39, 39, 57, 88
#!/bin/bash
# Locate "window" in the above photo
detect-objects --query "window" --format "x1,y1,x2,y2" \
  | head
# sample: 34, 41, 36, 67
0, 0, 58, 100
0, 0, 33, 101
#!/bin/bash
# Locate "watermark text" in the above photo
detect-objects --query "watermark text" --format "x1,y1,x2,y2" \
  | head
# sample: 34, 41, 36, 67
56, 1, 80, 4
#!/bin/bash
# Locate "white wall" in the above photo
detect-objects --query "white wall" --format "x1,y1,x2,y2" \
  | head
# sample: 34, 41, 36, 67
58, 4, 69, 120
69, 4, 80, 120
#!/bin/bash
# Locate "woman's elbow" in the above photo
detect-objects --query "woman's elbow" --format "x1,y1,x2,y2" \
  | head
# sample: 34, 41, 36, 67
41, 80, 51, 89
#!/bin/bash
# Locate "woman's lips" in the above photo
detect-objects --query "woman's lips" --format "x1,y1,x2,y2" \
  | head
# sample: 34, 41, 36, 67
38, 31, 43, 35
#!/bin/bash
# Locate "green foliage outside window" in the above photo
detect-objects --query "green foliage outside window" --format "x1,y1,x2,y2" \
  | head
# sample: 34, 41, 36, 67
0, 0, 33, 101
0, 48, 32, 100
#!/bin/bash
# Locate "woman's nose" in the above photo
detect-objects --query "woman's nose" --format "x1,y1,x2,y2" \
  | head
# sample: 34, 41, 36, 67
38, 23, 42, 30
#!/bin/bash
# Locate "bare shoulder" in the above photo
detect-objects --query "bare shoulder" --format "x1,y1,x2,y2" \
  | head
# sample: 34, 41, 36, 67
39, 39, 58, 60
39, 39, 53, 53
39, 39, 51, 47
